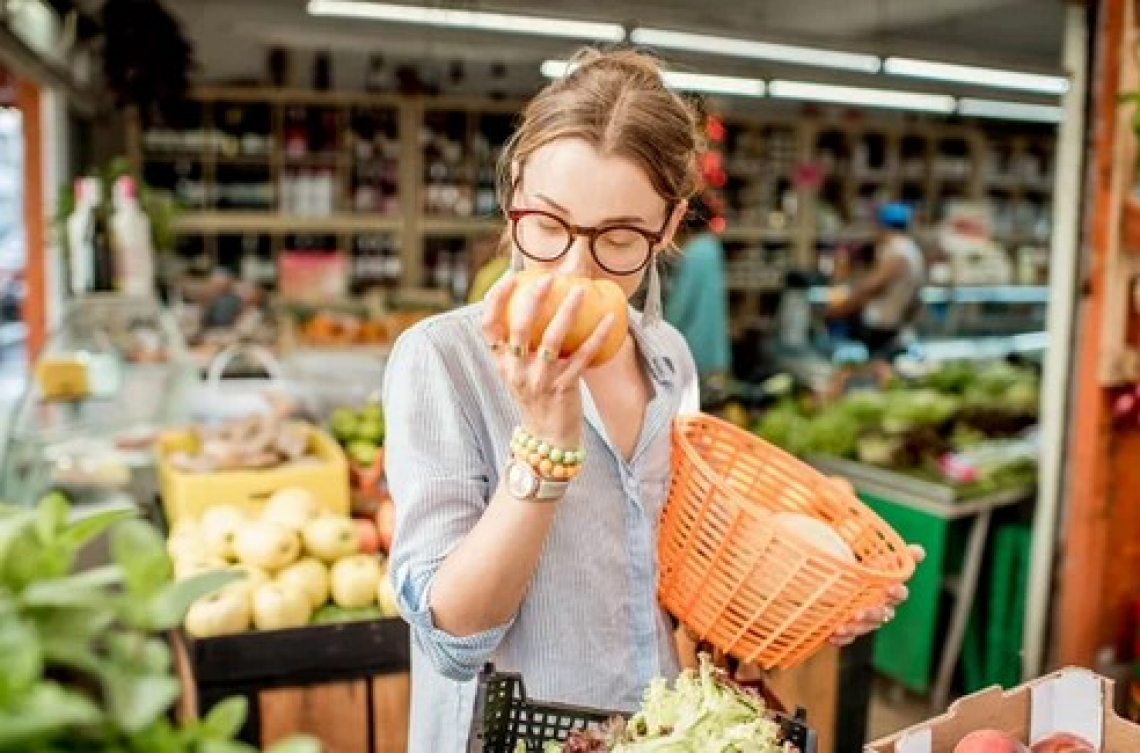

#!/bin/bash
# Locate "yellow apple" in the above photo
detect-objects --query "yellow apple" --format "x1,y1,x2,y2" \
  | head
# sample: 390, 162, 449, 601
223, 563, 271, 598
174, 554, 229, 580
301, 515, 359, 562
184, 589, 251, 638
199, 504, 248, 562
376, 570, 400, 618
234, 521, 301, 572
276, 557, 330, 610
261, 488, 321, 532
330, 554, 381, 608
250, 582, 312, 631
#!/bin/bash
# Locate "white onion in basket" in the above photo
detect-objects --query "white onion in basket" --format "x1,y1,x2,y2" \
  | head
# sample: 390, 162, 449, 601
771, 512, 855, 561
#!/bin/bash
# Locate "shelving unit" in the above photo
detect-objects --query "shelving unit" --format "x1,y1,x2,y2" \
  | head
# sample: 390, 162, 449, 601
127, 88, 1056, 314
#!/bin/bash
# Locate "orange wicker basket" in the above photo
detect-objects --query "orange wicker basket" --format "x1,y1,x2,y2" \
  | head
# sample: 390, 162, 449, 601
658, 413, 916, 669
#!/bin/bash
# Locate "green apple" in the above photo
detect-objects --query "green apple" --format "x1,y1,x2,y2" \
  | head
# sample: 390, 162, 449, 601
184, 589, 251, 638
199, 504, 248, 562
276, 557, 330, 610
330, 408, 358, 442
250, 582, 312, 631
301, 515, 360, 562
330, 554, 381, 608
261, 487, 321, 532
347, 440, 379, 467
234, 521, 301, 572
356, 420, 385, 445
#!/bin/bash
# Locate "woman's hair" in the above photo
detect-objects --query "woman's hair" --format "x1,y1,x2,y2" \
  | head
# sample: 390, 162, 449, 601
497, 47, 706, 217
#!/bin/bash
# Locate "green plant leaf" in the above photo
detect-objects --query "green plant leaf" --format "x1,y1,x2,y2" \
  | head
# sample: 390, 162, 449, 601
30, 605, 116, 645
133, 570, 241, 631
0, 682, 104, 748
34, 493, 70, 544
3, 535, 73, 592
0, 509, 36, 580
101, 669, 181, 733
58, 508, 138, 552
110, 519, 172, 599
0, 615, 41, 700
264, 737, 322, 753
20, 565, 124, 608
103, 633, 172, 676
200, 697, 247, 741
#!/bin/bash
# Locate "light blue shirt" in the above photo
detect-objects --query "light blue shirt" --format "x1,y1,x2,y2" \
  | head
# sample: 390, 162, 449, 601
663, 232, 732, 379
382, 302, 700, 752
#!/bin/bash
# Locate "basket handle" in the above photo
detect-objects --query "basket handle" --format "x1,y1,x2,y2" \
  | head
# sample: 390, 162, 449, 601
205, 344, 285, 391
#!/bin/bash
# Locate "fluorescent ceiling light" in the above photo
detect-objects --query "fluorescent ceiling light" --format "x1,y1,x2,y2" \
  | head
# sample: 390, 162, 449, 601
631, 28, 881, 74
769, 80, 956, 113
307, 0, 625, 41
541, 60, 765, 98
958, 98, 1063, 123
884, 57, 1069, 95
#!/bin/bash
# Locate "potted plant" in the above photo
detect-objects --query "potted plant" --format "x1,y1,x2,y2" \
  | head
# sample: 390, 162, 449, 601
0, 493, 318, 752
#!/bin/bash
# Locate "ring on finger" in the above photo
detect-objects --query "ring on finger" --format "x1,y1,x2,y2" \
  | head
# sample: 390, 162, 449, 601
537, 346, 558, 363
508, 341, 528, 358
488, 339, 505, 353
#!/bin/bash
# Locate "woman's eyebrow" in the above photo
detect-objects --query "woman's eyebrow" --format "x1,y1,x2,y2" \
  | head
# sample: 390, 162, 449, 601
533, 192, 649, 226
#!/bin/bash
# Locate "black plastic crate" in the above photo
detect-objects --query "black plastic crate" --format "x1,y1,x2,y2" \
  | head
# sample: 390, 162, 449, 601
467, 663, 818, 753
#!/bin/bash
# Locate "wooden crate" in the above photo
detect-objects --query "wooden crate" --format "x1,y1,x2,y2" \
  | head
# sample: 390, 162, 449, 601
173, 618, 410, 751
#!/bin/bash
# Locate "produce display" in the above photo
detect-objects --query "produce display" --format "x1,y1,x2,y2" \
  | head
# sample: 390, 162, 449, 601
503, 271, 629, 367
753, 361, 1040, 494
329, 399, 385, 470
524, 656, 796, 752
166, 392, 318, 474
169, 487, 399, 638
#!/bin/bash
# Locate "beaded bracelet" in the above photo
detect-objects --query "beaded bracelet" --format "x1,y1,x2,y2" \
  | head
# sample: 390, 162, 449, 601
510, 426, 585, 481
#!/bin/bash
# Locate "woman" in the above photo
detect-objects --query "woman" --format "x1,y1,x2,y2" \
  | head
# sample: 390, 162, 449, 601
384, 48, 920, 751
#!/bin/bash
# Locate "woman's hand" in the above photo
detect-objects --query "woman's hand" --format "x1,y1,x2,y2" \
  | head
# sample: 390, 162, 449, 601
829, 544, 926, 646
481, 273, 616, 449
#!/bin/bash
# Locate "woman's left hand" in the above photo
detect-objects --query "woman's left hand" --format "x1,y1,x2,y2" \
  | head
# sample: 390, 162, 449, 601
829, 544, 926, 646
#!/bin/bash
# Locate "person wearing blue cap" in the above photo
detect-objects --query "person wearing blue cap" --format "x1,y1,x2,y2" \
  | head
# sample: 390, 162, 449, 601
826, 202, 926, 358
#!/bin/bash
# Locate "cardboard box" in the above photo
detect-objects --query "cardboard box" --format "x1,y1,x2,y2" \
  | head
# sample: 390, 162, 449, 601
865, 667, 1140, 752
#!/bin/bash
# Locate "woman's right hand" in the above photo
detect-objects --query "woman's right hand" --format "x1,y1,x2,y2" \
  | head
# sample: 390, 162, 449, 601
481, 273, 616, 449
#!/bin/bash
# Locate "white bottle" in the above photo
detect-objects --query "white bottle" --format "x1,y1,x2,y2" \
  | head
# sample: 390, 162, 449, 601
65, 177, 99, 295
109, 176, 156, 297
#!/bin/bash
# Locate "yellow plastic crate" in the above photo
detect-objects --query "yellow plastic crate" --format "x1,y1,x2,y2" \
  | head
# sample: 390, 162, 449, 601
157, 422, 350, 523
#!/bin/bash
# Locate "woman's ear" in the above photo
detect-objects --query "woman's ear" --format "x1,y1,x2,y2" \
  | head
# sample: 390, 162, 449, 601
659, 199, 689, 250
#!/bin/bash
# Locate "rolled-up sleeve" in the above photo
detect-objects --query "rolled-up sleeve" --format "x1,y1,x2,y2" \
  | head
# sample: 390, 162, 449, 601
382, 322, 513, 680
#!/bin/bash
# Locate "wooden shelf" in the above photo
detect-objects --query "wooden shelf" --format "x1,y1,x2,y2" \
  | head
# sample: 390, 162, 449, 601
421, 216, 501, 235
174, 212, 404, 234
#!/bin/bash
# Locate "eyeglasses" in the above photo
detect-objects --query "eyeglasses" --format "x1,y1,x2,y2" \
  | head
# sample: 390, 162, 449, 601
508, 208, 671, 276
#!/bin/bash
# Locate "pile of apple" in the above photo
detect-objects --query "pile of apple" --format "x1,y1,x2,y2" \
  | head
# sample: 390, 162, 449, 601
169, 487, 401, 639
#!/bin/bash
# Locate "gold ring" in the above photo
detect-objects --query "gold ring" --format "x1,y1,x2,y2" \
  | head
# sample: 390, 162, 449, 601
508, 342, 528, 358
537, 346, 558, 363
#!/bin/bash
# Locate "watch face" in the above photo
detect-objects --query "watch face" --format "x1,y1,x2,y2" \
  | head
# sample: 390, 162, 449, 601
507, 460, 539, 498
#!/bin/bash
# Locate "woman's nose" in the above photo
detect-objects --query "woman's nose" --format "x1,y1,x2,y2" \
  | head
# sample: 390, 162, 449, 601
558, 234, 598, 277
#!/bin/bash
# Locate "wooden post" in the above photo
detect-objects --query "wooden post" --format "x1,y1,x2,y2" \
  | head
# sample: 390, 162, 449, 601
1053, 0, 1140, 668
16, 75, 44, 359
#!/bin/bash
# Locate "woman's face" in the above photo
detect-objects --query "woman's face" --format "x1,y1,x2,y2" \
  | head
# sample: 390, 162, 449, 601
512, 138, 685, 300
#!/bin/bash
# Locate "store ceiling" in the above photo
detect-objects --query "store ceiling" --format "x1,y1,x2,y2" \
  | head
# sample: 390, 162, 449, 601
161, 0, 1069, 98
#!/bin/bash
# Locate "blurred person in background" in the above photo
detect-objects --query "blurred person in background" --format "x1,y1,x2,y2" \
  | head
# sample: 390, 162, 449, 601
826, 202, 925, 359
663, 192, 731, 406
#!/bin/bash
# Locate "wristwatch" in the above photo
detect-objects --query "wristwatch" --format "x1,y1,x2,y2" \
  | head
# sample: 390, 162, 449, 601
505, 458, 569, 502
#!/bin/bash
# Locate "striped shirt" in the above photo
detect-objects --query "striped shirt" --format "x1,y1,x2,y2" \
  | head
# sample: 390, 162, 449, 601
382, 302, 700, 752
